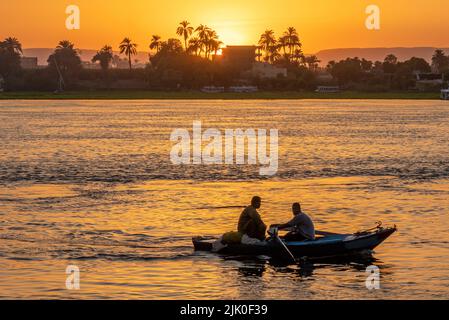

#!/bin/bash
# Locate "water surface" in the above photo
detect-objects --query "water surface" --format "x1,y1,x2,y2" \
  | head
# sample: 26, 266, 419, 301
0, 100, 448, 299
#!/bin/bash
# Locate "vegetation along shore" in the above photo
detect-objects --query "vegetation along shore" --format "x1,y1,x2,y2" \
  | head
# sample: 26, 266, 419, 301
0, 91, 440, 100
1, 20, 448, 96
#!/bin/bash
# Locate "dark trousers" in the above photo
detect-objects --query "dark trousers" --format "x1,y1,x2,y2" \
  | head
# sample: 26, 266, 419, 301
283, 231, 308, 242
246, 223, 267, 241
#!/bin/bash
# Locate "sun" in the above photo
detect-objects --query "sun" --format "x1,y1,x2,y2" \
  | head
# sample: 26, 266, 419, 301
213, 27, 249, 46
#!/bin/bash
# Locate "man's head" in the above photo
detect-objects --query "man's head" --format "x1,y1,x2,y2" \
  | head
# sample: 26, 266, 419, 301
251, 196, 262, 209
292, 202, 302, 215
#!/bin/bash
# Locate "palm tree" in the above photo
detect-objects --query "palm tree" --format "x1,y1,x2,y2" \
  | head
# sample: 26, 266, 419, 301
0, 37, 23, 55
57, 40, 76, 50
256, 46, 263, 62
268, 45, 280, 63
119, 38, 138, 70
92, 45, 113, 71
432, 49, 449, 73
187, 37, 201, 56
149, 35, 162, 54
195, 24, 212, 57
294, 49, 304, 64
47, 40, 81, 91
283, 27, 301, 59
205, 30, 220, 59
0, 37, 23, 91
176, 21, 194, 52
210, 38, 223, 60
305, 55, 320, 71
277, 35, 289, 58
258, 30, 276, 63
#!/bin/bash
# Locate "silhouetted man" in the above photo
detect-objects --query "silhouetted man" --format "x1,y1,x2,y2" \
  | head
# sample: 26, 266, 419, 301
271, 202, 315, 241
238, 196, 267, 241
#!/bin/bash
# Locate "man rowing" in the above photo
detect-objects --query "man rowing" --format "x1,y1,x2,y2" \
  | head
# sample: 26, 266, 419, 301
271, 202, 315, 241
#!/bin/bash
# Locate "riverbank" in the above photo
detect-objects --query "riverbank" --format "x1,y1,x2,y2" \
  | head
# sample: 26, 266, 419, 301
0, 90, 441, 100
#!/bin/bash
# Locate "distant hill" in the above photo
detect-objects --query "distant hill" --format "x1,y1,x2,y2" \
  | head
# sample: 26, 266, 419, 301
22, 48, 150, 66
315, 47, 449, 66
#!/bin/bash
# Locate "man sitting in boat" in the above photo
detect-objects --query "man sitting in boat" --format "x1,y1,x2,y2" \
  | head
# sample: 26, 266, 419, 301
271, 202, 315, 241
237, 196, 267, 241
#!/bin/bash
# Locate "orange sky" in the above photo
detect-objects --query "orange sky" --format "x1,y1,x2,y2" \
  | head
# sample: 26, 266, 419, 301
1, 0, 449, 53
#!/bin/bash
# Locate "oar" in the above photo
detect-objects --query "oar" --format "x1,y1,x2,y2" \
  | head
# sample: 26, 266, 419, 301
271, 228, 296, 264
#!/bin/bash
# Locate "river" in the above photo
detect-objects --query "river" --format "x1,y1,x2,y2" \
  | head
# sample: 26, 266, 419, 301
0, 99, 448, 299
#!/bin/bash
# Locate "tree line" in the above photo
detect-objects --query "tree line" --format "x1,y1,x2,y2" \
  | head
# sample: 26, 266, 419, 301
326, 51, 449, 91
92, 23, 317, 71
1, 21, 449, 92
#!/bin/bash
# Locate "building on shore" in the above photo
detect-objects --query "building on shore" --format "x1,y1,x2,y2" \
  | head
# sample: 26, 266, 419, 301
414, 73, 444, 91
20, 57, 38, 69
221, 46, 257, 71
112, 59, 147, 69
82, 61, 102, 70
251, 62, 287, 79
221, 45, 287, 79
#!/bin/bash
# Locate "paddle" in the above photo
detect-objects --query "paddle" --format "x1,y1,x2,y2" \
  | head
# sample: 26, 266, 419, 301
270, 227, 297, 264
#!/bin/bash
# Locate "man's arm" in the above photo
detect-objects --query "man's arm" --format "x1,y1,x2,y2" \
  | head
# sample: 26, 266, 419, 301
271, 216, 298, 230
249, 210, 266, 228
271, 223, 291, 230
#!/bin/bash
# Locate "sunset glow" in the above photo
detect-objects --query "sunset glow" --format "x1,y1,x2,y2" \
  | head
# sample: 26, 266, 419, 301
1, 0, 448, 53
1, 0, 449, 303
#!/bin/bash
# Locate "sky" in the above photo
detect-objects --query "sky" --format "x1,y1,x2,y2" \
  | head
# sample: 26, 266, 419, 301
1, 0, 449, 53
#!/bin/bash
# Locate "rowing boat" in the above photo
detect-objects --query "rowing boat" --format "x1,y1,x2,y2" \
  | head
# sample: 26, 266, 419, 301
193, 225, 396, 260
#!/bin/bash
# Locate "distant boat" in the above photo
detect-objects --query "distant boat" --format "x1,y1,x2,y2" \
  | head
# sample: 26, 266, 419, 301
316, 86, 340, 93
201, 86, 225, 93
441, 89, 449, 100
228, 86, 258, 93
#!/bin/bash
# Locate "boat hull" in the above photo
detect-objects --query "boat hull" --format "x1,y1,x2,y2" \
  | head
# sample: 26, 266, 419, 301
193, 227, 396, 259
